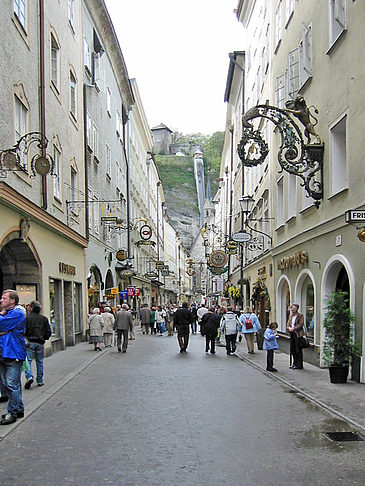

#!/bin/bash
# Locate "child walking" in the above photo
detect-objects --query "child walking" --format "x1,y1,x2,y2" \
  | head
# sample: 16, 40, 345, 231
263, 322, 279, 372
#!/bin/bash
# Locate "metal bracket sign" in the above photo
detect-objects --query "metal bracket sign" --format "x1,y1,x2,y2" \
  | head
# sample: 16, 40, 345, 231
232, 231, 252, 243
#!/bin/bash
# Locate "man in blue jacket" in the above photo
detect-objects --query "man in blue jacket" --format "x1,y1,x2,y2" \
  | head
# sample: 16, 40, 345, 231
0, 289, 27, 425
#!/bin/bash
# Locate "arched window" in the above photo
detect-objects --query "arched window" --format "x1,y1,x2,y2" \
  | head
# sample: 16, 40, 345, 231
277, 277, 291, 331
301, 275, 314, 339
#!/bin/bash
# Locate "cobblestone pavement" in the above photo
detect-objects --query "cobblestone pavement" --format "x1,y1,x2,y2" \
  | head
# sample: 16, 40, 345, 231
0, 332, 364, 486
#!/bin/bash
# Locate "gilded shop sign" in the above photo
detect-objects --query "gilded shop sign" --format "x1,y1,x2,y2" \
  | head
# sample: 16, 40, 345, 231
277, 251, 307, 270
59, 262, 76, 276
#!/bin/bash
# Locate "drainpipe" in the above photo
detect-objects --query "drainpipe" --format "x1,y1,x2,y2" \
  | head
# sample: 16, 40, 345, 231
83, 84, 90, 240
39, 0, 47, 209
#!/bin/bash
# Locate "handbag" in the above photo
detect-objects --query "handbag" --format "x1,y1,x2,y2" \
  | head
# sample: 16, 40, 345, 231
299, 336, 310, 348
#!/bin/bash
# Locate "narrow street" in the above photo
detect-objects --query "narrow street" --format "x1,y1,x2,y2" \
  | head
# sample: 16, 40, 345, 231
0, 332, 364, 486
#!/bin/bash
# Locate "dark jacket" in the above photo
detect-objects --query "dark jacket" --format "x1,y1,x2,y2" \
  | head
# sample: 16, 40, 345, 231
25, 312, 52, 344
201, 312, 220, 336
173, 308, 193, 327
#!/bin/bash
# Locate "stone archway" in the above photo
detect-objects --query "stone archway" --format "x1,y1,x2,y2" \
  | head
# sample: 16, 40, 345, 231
0, 235, 41, 305
276, 275, 291, 332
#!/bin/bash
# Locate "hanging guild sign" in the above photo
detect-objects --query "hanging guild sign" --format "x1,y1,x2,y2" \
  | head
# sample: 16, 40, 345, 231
208, 265, 228, 275
134, 288, 140, 296
155, 261, 164, 270
140, 224, 152, 240
116, 249, 128, 261
127, 287, 135, 297
120, 290, 128, 300
186, 268, 195, 276
209, 250, 228, 269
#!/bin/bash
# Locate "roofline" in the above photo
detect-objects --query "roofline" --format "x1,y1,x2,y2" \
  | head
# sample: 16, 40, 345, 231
224, 51, 245, 103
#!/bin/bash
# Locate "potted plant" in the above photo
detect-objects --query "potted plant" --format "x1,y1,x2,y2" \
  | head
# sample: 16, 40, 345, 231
322, 291, 359, 383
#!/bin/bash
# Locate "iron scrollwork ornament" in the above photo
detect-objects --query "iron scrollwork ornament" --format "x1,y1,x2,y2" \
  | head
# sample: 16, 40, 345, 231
0, 132, 55, 178
238, 96, 324, 207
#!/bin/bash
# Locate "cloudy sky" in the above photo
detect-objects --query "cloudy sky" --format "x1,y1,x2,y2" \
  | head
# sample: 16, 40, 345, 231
104, 0, 245, 135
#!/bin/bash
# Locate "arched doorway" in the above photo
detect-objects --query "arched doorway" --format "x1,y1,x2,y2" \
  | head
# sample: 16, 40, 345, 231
87, 265, 103, 311
277, 276, 291, 332
0, 237, 40, 308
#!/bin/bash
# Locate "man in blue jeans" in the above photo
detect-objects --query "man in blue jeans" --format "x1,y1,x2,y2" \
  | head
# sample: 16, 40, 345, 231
24, 301, 52, 389
0, 289, 27, 425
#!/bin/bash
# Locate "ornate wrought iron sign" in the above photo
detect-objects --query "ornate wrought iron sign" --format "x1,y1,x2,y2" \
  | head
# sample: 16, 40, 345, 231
238, 96, 324, 207
0, 132, 55, 178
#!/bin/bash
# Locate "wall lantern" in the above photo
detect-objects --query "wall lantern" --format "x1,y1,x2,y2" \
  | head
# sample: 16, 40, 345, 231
239, 195, 254, 216
237, 96, 324, 207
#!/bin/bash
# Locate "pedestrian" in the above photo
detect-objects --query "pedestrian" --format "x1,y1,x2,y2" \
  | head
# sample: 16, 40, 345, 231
102, 307, 115, 348
114, 304, 132, 353
263, 322, 279, 372
88, 308, 104, 351
24, 300, 52, 389
287, 303, 304, 369
165, 305, 174, 336
0, 289, 26, 425
173, 302, 193, 353
201, 307, 220, 354
197, 304, 208, 333
155, 306, 166, 335
129, 306, 137, 340
150, 306, 157, 335
240, 306, 262, 354
190, 304, 198, 333
140, 304, 152, 334
220, 306, 242, 355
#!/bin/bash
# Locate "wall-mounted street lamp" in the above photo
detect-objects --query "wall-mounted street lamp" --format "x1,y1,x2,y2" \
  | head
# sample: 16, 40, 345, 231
0, 132, 55, 178
237, 96, 324, 207
239, 194, 272, 246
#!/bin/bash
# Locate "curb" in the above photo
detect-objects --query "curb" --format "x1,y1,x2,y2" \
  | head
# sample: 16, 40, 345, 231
0, 347, 111, 441
235, 350, 365, 434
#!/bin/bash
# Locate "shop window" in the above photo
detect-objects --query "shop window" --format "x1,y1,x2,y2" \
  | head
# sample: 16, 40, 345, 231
301, 276, 314, 339
278, 278, 290, 331
49, 278, 62, 338
73, 282, 82, 333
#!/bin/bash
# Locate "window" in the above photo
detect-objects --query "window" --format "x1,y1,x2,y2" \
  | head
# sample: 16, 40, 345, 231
275, 0, 283, 48
49, 278, 62, 338
275, 74, 286, 108
288, 174, 297, 219
301, 276, 314, 340
330, 115, 347, 195
330, 0, 346, 45
14, 95, 28, 143
73, 283, 82, 333
14, 0, 26, 29
51, 34, 60, 92
86, 113, 92, 149
68, 0, 74, 30
106, 144, 111, 176
116, 110, 122, 137
92, 124, 99, 160
70, 71, 76, 119
88, 189, 93, 230
286, 0, 295, 23
287, 48, 299, 100
93, 195, 100, 235
277, 177, 284, 226
106, 87, 111, 116
53, 145, 61, 200
70, 167, 77, 213
299, 24, 313, 86
84, 38, 91, 74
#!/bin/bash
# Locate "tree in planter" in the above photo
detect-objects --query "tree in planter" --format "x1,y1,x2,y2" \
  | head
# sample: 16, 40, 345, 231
322, 291, 359, 368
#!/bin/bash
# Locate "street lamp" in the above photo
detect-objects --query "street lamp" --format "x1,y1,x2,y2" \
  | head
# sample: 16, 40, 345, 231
239, 194, 254, 218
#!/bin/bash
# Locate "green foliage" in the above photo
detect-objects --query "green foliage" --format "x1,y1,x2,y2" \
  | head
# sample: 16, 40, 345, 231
322, 291, 359, 367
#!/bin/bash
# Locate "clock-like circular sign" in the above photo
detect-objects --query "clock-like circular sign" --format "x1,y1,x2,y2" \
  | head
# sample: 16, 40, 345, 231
209, 250, 228, 269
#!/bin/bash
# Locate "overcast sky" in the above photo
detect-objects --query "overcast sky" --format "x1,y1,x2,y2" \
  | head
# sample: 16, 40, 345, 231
104, 0, 245, 135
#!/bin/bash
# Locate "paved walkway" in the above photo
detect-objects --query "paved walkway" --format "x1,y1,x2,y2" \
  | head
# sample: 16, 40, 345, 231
0, 332, 364, 440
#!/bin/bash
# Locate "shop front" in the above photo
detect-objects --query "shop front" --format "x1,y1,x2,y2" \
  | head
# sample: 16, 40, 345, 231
0, 200, 87, 356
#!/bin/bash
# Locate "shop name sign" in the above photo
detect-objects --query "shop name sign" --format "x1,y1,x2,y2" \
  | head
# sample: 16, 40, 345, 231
345, 210, 365, 223
59, 262, 76, 276
232, 231, 252, 243
277, 251, 307, 270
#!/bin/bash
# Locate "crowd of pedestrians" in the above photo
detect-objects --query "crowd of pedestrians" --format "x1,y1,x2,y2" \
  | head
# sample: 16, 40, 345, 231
0, 290, 305, 427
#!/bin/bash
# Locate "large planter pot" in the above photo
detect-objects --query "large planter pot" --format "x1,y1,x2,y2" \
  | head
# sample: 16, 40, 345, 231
329, 365, 349, 384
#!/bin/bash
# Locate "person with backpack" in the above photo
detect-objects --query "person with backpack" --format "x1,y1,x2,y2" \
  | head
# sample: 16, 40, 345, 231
220, 307, 242, 355
240, 306, 261, 354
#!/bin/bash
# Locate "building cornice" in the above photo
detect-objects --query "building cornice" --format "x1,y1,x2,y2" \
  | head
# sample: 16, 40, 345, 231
0, 182, 88, 248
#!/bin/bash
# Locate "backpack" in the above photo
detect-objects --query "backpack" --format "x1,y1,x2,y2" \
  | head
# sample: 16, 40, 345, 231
245, 315, 253, 330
